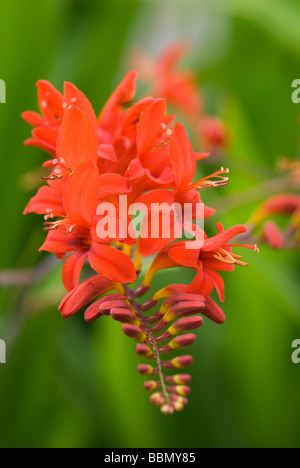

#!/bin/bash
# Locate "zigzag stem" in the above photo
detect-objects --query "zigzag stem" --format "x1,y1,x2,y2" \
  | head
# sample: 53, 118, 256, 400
122, 284, 172, 406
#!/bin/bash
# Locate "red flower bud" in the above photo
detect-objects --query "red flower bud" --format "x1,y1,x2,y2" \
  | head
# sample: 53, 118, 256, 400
162, 355, 193, 369
159, 333, 196, 353
165, 374, 192, 385
135, 344, 154, 359
111, 308, 140, 326
122, 324, 147, 342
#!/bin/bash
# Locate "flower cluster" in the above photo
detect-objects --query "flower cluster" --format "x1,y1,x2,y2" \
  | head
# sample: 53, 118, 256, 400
23, 69, 256, 414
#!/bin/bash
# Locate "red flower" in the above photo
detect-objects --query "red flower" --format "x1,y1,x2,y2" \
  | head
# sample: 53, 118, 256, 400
143, 224, 258, 302
40, 161, 136, 291
135, 122, 227, 255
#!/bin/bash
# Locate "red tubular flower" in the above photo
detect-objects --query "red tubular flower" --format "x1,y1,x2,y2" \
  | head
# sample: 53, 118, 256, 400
23, 71, 256, 414
40, 161, 137, 291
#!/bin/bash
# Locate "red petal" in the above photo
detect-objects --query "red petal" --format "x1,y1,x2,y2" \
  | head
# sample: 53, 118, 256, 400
137, 99, 167, 156
98, 173, 131, 199
32, 126, 58, 152
88, 244, 136, 283
57, 106, 98, 171
186, 265, 215, 297
169, 122, 196, 189
22, 111, 43, 127
24, 186, 64, 216
37, 80, 64, 120
39, 229, 81, 255
99, 70, 137, 130
202, 225, 247, 252
206, 270, 225, 302
64, 82, 98, 132
98, 144, 117, 162
62, 251, 88, 292
136, 189, 175, 208
62, 161, 99, 226
168, 245, 199, 267
125, 159, 146, 180
145, 166, 174, 185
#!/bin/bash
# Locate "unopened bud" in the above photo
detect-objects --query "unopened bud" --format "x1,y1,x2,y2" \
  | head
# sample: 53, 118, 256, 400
111, 308, 140, 326
165, 374, 192, 385
135, 344, 154, 359
162, 355, 193, 369
137, 364, 156, 375
166, 385, 191, 396
122, 324, 147, 342
156, 317, 202, 343
161, 404, 174, 415
144, 381, 161, 391
159, 334, 196, 353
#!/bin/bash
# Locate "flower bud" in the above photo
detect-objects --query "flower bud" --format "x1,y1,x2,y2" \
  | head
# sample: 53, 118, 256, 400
144, 381, 161, 391
137, 364, 156, 375
122, 324, 147, 342
165, 374, 192, 385
162, 355, 193, 369
111, 308, 140, 326
161, 404, 174, 415
159, 334, 196, 353
135, 344, 154, 359
166, 385, 191, 396
156, 317, 203, 343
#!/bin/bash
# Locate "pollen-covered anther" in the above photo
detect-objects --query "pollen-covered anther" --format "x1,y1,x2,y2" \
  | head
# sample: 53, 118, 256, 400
43, 219, 65, 231
44, 209, 54, 221
214, 248, 248, 267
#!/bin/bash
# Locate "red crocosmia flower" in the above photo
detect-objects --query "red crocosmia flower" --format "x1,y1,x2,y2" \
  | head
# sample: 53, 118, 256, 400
135, 122, 226, 255
23, 72, 257, 415
22, 80, 99, 156
143, 224, 258, 302
39, 161, 137, 291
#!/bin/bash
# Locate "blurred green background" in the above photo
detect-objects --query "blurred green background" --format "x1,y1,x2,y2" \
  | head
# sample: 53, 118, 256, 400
0, 0, 300, 448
